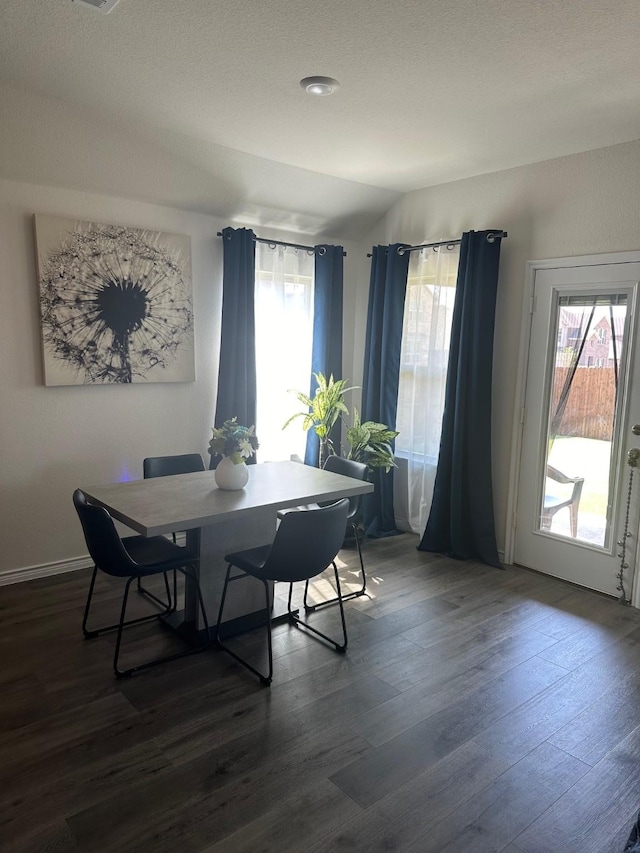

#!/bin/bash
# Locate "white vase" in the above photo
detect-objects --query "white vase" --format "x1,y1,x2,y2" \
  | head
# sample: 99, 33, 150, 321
215, 456, 249, 490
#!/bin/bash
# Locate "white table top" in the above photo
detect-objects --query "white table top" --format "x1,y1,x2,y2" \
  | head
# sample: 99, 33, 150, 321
81, 460, 373, 537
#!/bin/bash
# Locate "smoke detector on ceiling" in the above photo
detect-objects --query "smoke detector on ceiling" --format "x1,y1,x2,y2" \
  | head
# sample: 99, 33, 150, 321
300, 76, 340, 96
71, 0, 122, 12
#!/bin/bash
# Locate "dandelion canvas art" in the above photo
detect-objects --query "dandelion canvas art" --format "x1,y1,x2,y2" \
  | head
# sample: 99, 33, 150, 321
35, 215, 195, 385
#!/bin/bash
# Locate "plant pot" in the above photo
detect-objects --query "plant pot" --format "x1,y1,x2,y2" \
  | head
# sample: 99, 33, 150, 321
215, 456, 249, 490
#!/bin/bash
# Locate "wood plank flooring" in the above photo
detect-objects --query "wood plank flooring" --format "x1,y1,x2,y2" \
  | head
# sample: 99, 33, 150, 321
2, 534, 640, 852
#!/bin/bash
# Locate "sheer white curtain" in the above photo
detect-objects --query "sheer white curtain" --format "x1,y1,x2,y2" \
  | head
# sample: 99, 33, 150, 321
396, 244, 460, 533
255, 242, 314, 461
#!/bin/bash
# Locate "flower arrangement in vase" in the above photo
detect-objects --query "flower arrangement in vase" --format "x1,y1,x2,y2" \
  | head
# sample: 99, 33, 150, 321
209, 418, 259, 490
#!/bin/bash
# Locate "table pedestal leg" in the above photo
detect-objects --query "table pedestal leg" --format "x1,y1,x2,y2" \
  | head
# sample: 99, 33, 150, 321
166, 509, 278, 642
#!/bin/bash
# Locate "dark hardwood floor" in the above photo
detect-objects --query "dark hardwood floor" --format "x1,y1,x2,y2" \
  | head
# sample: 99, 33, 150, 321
2, 534, 640, 852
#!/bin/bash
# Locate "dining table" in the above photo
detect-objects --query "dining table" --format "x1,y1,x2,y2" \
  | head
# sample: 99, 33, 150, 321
81, 460, 374, 641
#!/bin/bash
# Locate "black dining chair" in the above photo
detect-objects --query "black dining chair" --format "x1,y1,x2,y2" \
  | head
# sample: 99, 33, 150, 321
216, 498, 350, 686
143, 453, 205, 484
278, 455, 368, 611
73, 489, 210, 678
142, 453, 205, 609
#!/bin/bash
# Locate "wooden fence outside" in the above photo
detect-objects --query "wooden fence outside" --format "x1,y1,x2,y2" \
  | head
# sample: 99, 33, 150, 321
551, 367, 615, 441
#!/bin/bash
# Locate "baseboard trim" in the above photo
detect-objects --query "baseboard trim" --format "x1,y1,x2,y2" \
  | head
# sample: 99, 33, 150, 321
0, 532, 188, 587
0, 555, 92, 587
1, 537, 504, 587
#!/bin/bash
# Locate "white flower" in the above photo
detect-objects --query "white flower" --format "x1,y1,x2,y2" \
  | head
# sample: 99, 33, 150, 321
238, 438, 253, 458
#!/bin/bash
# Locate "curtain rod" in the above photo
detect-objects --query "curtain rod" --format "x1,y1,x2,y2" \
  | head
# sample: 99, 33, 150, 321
366, 230, 507, 258
217, 232, 346, 257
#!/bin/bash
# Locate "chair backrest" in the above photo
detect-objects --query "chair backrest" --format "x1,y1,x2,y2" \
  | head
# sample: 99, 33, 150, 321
143, 453, 205, 479
73, 489, 135, 578
323, 455, 368, 519
264, 498, 349, 583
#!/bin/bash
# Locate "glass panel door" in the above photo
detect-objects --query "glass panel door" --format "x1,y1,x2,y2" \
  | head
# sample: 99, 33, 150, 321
539, 294, 629, 549
514, 261, 640, 597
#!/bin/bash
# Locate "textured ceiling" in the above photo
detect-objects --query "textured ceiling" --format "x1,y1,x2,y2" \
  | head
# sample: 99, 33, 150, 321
2, 0, 640, 199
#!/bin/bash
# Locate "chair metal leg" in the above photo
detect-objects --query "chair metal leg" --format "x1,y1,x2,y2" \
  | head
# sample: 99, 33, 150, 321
216, 564, 348, 684
136, 571, 175, 612
136, 529, 179, 611
113, 577, 134, 677
215, 562, 233, 640
85, 571, 173, 641
290, 562, 348, 652
84, 566, 168, 639
82, 565, 99, 638
170, 534, 179, 607
303, 522, 366, 612
353, 523, 367, 596
173, 567, 178, 612
114, 566, 211, 679
216, 564, 273, 686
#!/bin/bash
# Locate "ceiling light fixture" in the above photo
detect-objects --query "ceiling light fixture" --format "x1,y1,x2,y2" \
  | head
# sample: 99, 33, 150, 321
300, 76, 340, 96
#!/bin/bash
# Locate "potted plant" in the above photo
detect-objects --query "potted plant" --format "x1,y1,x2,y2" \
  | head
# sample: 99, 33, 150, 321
283, 373, 398, 473
209, 417, 259, 490
345, 408, 398, 473
282, 373, 356, 467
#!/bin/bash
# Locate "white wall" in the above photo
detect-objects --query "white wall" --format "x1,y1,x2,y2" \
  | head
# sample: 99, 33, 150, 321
359, 139, 640, 554
6, 81, 640, 577
0, 179, 218, 577
0, 81, 399, 242
0, 177, 358, 579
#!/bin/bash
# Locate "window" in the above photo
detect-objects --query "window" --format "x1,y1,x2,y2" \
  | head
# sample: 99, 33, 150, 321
396, 245, 460, 532
254, 243, 314, 462
567, 327, 581, 343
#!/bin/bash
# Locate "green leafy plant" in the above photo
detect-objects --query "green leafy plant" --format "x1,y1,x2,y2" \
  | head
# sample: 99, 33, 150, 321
283, 373, 398, 471
209, 417, 259, 465
283, 373, 356, 466
346, 408, 398, 473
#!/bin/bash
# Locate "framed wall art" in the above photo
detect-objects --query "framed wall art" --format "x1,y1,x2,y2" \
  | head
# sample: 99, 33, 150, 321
34, 214, 195, 385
